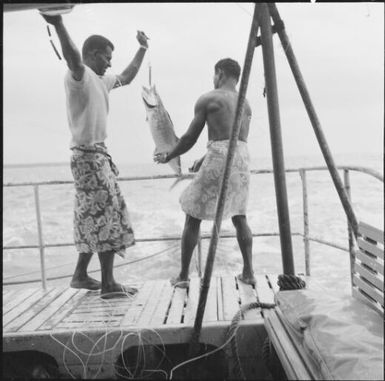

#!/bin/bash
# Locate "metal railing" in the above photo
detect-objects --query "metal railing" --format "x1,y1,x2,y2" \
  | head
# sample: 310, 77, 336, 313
3, 165, 383, 288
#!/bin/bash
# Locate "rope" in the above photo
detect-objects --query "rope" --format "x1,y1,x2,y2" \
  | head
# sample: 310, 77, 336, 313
277, 274, 306, 290
227, 301, 275, 380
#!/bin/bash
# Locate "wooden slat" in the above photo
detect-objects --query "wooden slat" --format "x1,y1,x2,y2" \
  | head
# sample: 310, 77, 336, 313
352, 288, 384, 315
353, 275, 384, 306
38, 289, 88, 330
359, 222, 384, 244
136, 280, 169, 326
19, 288, 78, 332
354, 263, 383, 291
221, 276, 240, 321
55, 319, 121, 329
2, 289, 19, 305
264, 309, 316, 380
120, 281, 156, 326
266, 274, 280, 295
183, 277, 201, 324
357, 237, 384, 260
3, 288, 40, 315
167, 287, 187, 325
255, 274, 275, 305
149, 282, 175, 326
203, 278, 218, 322
3, 288, 52, 327
236, 278, 258, 320
356, 250, 384, 275
5, 288, 63, 332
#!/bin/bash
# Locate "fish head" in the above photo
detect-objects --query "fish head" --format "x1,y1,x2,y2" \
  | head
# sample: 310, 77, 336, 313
142, 86, 158, 108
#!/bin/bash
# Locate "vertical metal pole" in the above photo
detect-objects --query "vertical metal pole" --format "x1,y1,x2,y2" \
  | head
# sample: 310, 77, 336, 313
300, 169, 310, 275
189, 4, 260, 358
196, 230, 202, 278
34, 185, 47, 290
344, 169, 355, 286
259, 3, 295, 275
268, 3, 359, 238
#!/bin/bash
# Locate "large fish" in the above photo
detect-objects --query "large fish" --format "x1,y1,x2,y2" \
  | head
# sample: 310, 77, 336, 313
142, 85, 182, 176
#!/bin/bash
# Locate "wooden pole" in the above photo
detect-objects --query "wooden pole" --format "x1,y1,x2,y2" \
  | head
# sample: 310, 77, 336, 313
188, 3, 260, 358
259, 3, 295, 275
268, 3, 359, 238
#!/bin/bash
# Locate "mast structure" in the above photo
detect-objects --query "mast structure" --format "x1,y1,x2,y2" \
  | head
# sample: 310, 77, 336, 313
189, 1, 359, 357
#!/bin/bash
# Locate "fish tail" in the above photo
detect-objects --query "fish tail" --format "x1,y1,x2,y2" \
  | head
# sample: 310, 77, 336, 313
169, 176, 186, 190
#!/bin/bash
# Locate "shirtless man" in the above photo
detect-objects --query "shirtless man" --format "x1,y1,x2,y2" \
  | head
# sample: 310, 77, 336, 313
154, 58, 256, 287
42, 13, 149, 298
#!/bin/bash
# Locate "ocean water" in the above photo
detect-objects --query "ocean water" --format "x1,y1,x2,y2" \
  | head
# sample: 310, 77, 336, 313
3, 152, 383, 290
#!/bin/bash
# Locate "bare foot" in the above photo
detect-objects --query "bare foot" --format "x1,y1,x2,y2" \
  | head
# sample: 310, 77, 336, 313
100, 283, 138, 299
170, 276, 190, 289
70, 276, 101, 290
237, 273, 256, 286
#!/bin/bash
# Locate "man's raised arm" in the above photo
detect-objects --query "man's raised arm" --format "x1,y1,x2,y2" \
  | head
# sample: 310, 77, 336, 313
116, 31, 149, 87
154, 95, 207, 164
42, 14, 84, 81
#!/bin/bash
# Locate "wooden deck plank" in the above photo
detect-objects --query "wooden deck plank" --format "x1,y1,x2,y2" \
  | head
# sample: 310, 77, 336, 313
2, 289, 18, 305
357, 237, 384, 260
19, 288, 79, 332
353, 275, 384, 305
266, 274, 280, 295
354, 262, 383, 291
236, 277, 259, 320
3, 288, 40, 315
38, 289, 89, 331
356, 250, 384, 275
255, 274, 275, 305
167, 287, 187, 325
120, 281, 157, 326
136, 280, 169, 326
221, 276, 240, 321
3, 288, 52, 328
203, 278, 218, 322
150, 282, 175, 326
4, 288, 63, 332
183, 277, 201, 325
359, 222, 384, 244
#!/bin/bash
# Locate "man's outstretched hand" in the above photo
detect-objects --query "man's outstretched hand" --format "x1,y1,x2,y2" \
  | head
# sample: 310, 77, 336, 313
137, 30, 149, 49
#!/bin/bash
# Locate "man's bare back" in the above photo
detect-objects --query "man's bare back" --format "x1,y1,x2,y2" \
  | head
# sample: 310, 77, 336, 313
203, 89, 252, 143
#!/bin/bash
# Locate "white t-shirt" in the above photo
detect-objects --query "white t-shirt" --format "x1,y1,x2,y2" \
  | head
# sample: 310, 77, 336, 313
64, 65, 118, 147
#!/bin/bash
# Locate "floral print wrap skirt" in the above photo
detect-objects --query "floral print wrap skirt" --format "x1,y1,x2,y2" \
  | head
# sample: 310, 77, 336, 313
70, 144, 135, 257
180, 140, 250, 220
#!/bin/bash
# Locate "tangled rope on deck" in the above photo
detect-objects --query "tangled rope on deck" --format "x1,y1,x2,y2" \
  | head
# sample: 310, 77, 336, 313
227, 301, 275, 380
228, 274, 306, 380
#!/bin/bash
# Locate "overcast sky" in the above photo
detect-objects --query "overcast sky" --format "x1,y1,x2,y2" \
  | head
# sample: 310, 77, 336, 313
3, 2, 384, 166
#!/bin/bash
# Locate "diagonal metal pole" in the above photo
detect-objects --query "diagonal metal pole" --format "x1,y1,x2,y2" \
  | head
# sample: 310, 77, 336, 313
268, 3, 359, 238
259, 3, 295, 275
188, 3, 261, 358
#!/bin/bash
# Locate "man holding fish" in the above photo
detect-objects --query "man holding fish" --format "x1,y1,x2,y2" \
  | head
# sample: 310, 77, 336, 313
41, 12, 149, 298
154, 58, 256, 287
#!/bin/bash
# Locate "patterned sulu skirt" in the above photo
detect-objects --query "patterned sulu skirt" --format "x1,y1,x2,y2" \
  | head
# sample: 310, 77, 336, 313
70, 143, 135, 257
179, 140, 250, 221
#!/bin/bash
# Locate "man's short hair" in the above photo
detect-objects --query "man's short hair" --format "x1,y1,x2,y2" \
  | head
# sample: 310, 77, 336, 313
82, 35, 114, 58
215, 58, 241, 82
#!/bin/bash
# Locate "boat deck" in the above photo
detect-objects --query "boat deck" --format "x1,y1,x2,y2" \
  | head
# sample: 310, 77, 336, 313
3, 274, 278, 334
3, 274, 280, 379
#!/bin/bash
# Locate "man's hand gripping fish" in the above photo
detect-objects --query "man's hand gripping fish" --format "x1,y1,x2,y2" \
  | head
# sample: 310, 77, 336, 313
142, 85, 184, 188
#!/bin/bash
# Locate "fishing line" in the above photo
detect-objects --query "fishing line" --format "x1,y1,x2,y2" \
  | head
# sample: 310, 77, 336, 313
169, 325, 240, 379
46, 25, 62, 60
